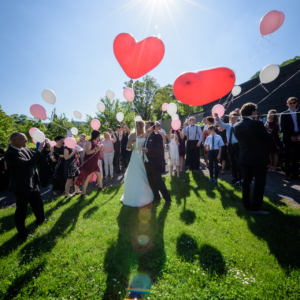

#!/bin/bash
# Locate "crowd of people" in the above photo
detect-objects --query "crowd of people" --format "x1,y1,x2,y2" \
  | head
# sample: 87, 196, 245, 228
1, 97, 299, 238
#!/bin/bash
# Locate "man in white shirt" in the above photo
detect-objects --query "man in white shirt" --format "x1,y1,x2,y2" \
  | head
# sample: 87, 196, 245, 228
204, 125, 224, 183
183, 116, 203, 170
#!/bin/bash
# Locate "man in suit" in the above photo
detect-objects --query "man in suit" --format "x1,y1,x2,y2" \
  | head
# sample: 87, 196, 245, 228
113, 126, 122, 174
280, 97, 300, 181
143, 121, 172, 207
183, 116, 203, 170
233, 103, 273, 215
5, 132, 45, 239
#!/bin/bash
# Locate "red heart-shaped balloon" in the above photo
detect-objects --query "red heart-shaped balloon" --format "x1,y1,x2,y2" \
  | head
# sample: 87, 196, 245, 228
113, 33, 165, 79
173, 67, 235, 106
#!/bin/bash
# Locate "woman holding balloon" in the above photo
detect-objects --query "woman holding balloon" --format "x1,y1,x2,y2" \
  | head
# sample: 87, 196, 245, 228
101, 132, 117, 178
75, 130, 104, 197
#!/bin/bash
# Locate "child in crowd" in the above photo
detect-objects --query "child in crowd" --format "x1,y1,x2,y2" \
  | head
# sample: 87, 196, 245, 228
204, 125, 224, 183
168, 134, 180, 178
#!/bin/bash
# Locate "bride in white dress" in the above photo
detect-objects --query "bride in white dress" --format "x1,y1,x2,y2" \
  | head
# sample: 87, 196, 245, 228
120, 121, 154, 207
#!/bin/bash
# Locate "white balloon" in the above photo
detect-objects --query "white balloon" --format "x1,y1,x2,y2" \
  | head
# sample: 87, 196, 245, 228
32, 130, 45, 143
71, 127, 78, 135
259, 64, 280, 84
135, 116, 142, 121
106, 89, 115, 100
97, 102, 105, 113
41, 89, 56, 105
172, 114, 179, 120
116, 112, 124, 122
73, 110, 82, 120
167, 103, 177, 116
232, 86, 242, 97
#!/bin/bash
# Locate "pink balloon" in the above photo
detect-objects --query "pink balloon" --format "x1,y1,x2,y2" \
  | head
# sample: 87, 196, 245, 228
259, 10, 285, 36
162, 103, 168, 111
50, 141, 57, 147
91, 119, 101, 130
29, 128, 39, 136
171, 119, 181, 131
123, 88, 135, 102
212, 104, 225, 118
30, 104, 47, 120
64, 137, 77, 149
32, 139, 37, 144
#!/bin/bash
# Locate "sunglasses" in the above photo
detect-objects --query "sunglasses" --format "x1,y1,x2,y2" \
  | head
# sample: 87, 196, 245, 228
288, 102, 297, 105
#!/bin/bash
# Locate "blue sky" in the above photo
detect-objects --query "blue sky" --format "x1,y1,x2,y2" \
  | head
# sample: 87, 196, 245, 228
0, 0, 298, 121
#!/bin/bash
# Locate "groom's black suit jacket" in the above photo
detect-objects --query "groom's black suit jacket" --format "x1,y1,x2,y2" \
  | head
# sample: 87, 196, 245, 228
144, 132, 164, 169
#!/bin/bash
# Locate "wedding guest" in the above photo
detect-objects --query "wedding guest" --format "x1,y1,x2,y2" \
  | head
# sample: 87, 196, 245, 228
156, 122, 167, 145
204, 126, 224, 183
215, 111, 242, 185
170, 126, 185, 172
215, 121, 227, 175
102, 132, 117, 178
155, 121, 166, 174
185, 118, 191, 168
75, 130, 104, 197
50, 136, 66, 196
280, 97, 300, 181
64, 146, 80, 197
0, 147, 7, 190
113, 126, 122, 174
39, 142, 52, 187
5, 132, 45, 239
202, 117, 215, 168
77, 134, 87, 164
120, 122, 131, 172
235, 108, 241, 121
168, 134, 180, 178
233, 103, 273, 215
183, 116, 203, 171
265, 109, 281, 172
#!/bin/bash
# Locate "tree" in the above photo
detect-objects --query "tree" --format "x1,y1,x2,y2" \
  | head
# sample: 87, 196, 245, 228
0, 105, 14, 148
124, 75, 159, 120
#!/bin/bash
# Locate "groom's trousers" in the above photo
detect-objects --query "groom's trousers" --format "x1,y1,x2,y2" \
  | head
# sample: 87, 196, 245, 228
145, 162, 171, 202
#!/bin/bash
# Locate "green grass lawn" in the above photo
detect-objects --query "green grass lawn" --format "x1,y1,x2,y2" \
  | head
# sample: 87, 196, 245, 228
0, 172, 300, 299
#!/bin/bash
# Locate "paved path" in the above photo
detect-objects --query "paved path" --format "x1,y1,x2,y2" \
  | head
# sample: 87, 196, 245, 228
1, 151, 299, 208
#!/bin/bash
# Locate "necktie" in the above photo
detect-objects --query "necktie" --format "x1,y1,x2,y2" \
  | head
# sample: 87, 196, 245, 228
229, 126, 233, 144
212, 134, 215, 150
291, 112, 299, 132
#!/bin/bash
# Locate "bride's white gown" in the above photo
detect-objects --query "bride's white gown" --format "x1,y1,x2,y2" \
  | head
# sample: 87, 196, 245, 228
120, 138, 154, 207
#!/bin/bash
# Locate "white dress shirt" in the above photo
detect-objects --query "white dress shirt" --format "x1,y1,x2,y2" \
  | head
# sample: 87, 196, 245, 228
204, 134, 224, 150
183, 125, 203, 143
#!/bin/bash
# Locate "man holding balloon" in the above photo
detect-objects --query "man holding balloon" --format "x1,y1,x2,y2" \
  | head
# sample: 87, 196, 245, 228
5, 132, 46, 239
183, 117, 203, 171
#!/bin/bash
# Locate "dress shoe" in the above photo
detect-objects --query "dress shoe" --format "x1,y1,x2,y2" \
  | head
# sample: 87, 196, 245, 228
163, 201, 171, 208
286, 175, 294, 181
250, 210, 269, 215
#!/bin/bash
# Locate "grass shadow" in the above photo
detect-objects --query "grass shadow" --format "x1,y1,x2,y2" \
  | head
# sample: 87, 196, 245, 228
103, 203, 170, 299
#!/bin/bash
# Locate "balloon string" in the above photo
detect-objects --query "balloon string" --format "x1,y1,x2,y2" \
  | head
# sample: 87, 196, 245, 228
260, 83, 269, 93
49, 120, 70, 131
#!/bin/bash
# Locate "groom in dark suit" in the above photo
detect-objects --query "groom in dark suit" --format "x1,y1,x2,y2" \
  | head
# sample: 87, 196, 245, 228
143, 121, 172, 207
5, 132, 45, 239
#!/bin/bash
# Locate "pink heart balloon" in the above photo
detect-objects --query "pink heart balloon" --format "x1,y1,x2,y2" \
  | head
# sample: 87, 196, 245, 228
64, 137, 77, 149
212, 104, 225, 118
259, 10, 285, 36
162, 103, 168, 111
171, 119, 181, 131
29, 127, 39, 136
30, 104, 47, 120
91, 119, 101, 130
123, 88, 135, 102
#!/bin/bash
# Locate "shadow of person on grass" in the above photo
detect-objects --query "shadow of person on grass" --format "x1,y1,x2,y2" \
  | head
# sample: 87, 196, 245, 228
217, 181, 300, 270
103, 203, 170, 300
176, 233, 226, 275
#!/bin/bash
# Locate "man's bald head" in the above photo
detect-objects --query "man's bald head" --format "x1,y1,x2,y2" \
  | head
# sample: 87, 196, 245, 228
10, 132, 28, 148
